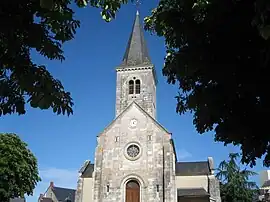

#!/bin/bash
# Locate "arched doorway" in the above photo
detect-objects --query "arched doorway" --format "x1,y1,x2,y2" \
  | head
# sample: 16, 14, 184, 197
125, 180, 140, 202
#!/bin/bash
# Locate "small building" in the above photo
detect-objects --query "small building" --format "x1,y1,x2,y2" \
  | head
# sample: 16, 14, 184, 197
38, 182, 75, 202
258, 170, 270, 201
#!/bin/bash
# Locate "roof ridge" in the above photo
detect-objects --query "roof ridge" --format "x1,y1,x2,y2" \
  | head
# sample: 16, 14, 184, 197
177, 161, 208, 163
53, 186, 76, 191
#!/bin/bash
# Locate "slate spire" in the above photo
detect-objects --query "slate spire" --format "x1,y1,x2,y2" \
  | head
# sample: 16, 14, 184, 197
120, 10, 152, 67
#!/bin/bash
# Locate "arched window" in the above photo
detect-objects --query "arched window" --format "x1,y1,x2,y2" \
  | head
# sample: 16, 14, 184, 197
129, 80, 134, 94
135, 80, 140, 94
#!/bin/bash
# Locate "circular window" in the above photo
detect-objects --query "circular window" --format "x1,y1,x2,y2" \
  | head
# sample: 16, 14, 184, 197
127, 144, 140, 158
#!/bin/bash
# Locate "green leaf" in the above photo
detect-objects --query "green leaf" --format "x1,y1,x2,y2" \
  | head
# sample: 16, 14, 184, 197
0, 0, 130, 118
145, 0, 270, 167
0, 133, 40, 202
216, 153, 258, 202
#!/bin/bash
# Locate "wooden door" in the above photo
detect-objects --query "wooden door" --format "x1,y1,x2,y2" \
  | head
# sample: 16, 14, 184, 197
126, 180, 140, 202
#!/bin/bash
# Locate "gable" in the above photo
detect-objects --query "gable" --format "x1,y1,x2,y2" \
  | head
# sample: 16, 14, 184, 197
99, 101, 170, 136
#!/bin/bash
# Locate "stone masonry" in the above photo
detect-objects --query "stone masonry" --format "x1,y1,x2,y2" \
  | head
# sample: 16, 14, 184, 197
93, 102, 176, 202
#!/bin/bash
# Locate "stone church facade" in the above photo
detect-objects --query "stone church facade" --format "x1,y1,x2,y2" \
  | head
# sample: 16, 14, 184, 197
75, 11, 221, 202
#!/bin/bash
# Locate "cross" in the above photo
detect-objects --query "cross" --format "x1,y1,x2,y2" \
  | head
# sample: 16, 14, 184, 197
134, 0, 141, 11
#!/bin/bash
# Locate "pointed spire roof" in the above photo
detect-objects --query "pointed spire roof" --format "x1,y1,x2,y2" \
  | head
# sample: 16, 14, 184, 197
120, 10, 152, 67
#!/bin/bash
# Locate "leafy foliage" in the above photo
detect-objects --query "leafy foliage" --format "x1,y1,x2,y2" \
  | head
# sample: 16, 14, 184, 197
40, 0, 129, 22
216, 153, 259, 202
0, 133, 41, 202
0, 0, 128, 117
144, 0, 270, 167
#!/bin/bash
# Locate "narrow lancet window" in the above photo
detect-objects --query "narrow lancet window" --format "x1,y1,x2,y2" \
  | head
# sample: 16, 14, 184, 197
135, 79, 140, 94
129, 80, 134, 94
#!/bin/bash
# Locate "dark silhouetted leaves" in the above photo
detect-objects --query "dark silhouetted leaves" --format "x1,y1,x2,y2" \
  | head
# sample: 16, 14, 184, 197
0, 0, 129, 117
144, 0, 270, 167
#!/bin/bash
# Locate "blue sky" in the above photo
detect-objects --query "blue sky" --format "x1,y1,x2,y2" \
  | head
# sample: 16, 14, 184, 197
0, 1, 267, 202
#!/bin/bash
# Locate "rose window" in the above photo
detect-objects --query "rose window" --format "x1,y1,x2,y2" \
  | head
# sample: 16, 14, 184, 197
126, 144, 140, 158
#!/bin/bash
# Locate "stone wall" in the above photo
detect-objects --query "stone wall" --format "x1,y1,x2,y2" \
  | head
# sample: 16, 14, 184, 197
208, 175, 221, 202
92, 104, 174, 202
75, 176, 83, 202
115, 66, 156, 118
163, 140, 177, 202
93, 137, 104, 202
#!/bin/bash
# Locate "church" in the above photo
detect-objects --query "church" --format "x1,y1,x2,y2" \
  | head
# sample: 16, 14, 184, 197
74, 10, 221, 202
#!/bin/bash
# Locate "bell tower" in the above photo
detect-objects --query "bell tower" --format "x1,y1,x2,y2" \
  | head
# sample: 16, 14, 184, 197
115, 11, 158, 118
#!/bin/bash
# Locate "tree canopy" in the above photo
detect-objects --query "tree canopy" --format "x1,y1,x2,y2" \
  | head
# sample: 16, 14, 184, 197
2, 0, 270, 168
216, 153, 259, 202
144, 0, 270, 167
0, 0, 127, 117
0, 133, 40, 202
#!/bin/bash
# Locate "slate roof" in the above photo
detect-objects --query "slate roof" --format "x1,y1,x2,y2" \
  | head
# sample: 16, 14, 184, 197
176, 161, 210, 176
120, 11, 152, 67
81, 161, 211, 178
262, 180, 270, 188
52, 186, 76, 202
80, 160, 211, 178
177, 188, 210, 197
81, 163, 94, 178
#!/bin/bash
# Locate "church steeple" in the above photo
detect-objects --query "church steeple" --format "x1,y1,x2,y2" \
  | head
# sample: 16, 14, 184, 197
120, 10, 151, 67
115, 10, 157, 118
